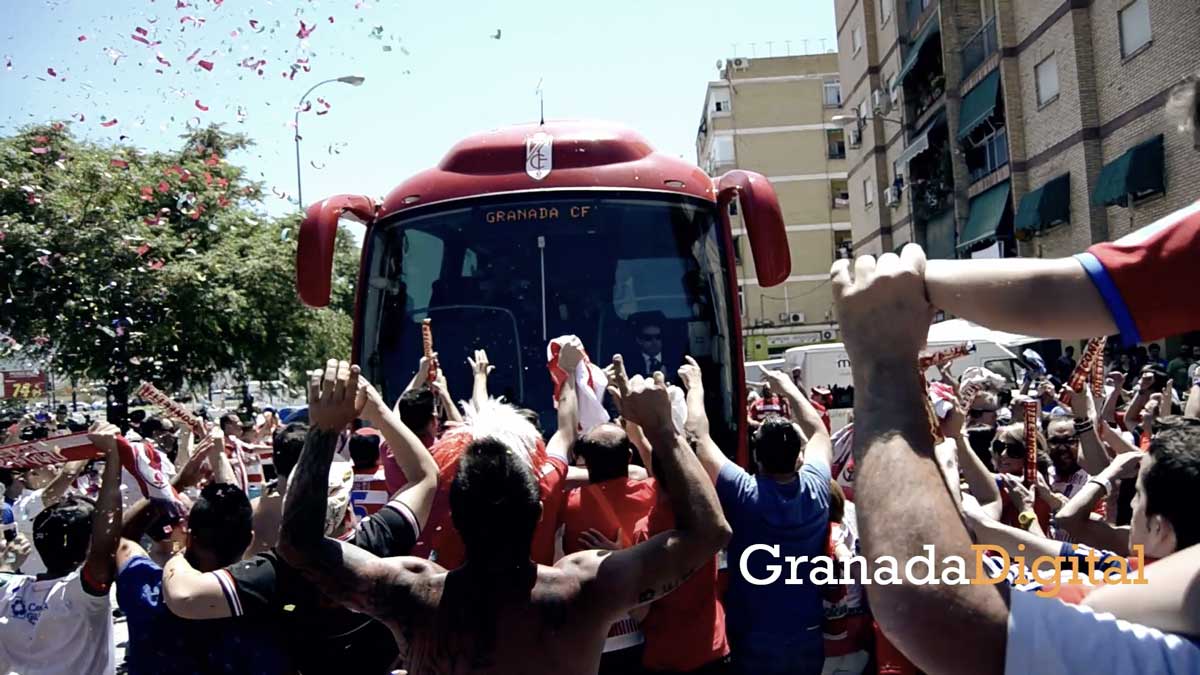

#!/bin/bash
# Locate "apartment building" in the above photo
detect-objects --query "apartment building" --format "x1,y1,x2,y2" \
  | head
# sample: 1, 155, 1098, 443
835, 0, 1200, 261
696, 53, 850, 360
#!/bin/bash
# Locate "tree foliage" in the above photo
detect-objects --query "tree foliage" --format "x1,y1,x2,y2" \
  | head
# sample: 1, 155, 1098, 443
0, 122, 358, 394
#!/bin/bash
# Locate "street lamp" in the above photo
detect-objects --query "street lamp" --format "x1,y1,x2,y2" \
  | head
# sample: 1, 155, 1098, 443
294, 75, 366, 209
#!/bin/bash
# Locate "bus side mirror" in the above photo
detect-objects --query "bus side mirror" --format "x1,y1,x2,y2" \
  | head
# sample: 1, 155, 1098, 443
717, 170, 790, 287
296, 194, 377, 307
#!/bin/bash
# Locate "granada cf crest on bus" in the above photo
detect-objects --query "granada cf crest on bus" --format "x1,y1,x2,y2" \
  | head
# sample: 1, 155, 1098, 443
525, 131, 552, 180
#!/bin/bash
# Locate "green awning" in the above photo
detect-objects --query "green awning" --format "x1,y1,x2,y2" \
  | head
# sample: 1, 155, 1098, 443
957, 181, 1010, 251
1092, 135, 1164, 207
1015, 173, 1070, 235
923, 209, 957, 260
893, 19, 941, 91
957, 69, 1001, 140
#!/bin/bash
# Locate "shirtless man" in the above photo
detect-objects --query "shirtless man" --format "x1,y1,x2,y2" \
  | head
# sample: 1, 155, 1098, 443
278, 359, 731, 674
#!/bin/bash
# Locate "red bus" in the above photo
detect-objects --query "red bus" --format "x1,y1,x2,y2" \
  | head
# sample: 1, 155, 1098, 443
296, 120, 788, 466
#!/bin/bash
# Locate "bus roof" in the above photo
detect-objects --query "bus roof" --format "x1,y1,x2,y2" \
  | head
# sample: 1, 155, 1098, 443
377, 120, 716, 219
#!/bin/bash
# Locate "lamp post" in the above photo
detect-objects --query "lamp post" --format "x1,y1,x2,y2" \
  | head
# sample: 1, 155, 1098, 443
294, 75, 366, 209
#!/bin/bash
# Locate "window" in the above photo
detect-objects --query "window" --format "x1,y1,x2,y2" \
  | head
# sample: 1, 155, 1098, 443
733, 236, 743, 265
711, 136, 734, 164
738, 286, 746, 317
823, 79, 842, 106
711, 89, 731, 114
880, 0, 893, 24
852, 27, 863, 55
826, 129, 846, 159
1119, 0, 1151, 58
864, 177, 875, 206
831, 179, 850, 209
858, 99, 869, 122
1035, 54, 1059, 106
729, 199, 738, 216
834, 230, 854, 259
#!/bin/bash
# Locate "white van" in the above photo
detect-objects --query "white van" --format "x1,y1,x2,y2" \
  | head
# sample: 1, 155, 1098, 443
744, 358, 785, 386
784, 319, 1040, 399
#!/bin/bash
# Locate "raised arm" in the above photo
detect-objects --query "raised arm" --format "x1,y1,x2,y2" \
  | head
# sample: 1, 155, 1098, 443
40, 458, 90, 508
548, 338, 584, 461
278, 360, 431, 620
1065, 384, 1110, 475
1100, 371, 1124, 425
836, 248, 1009, 675
81, 423, 124, 595
467, 349, 493, 410
1186, 380, 1200, 418
762, 368, 832, 467
1053, 452, 1140, 554
606, 354, 654, 472
925, 257, 1114, 339
561, 375, 731, 621
945, 408, 1003, 522
678, 357, 723, 483
1123, 373, 1155, 433
361, 379, 439, 530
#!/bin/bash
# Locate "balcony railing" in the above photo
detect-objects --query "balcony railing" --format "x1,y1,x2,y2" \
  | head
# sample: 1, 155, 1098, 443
962, 17, 998, 78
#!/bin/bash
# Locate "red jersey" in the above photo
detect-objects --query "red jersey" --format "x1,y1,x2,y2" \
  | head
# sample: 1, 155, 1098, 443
1077, 199, 1200, 345
411, 453, 568, 569
633, 495, 729, 672
559, 476, 657, 555
748, 395, 791, 422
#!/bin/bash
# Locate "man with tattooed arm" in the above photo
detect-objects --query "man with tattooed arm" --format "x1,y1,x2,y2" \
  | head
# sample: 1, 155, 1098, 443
278, 359, 731, 674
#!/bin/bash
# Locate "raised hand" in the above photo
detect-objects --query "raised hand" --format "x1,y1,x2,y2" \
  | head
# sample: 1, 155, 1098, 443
558, 336, 585, 373
467, 349, 494, 378
87, 421, 123, 457
1108, 451, 1143, 480
307, 359, 367, 432
677, 356, 703, 393
604, 354, 631, 399
1107, 370, 1126, 391
1137, 371, 1156, 394
621, 374, 675, 434
831, 246, 933, 366
998, 473, 1035, 514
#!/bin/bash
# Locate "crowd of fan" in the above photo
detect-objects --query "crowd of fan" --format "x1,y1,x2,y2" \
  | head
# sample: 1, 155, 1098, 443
4, 222, 1200, 675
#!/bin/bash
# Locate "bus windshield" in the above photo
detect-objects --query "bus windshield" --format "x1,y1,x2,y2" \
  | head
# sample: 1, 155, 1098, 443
358, 191, 738, 446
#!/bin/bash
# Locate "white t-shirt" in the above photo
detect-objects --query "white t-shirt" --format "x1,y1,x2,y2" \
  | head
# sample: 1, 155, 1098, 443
1005, 585, 1200, 674
0, 570, 114, 675
10, 489, 46, 575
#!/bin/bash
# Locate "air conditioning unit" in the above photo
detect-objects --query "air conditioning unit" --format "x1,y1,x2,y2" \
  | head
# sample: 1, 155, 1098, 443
884, 185, 901, 207
872, 89, 892, 116
731, 57, 750, 71
789, 312, 805, 324
890, 87, 902, 106
848, 127, 862, 148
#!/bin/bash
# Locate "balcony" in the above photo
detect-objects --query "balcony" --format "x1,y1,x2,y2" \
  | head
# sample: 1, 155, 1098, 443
961, 17, 998, 79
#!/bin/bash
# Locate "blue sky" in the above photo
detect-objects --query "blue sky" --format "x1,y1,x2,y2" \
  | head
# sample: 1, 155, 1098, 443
1, 0, 836, 217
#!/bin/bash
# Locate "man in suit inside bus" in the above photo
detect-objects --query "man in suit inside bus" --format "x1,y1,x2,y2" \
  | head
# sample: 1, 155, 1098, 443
626, 311, 682, 379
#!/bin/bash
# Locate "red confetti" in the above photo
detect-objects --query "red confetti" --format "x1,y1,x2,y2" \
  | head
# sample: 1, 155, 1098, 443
140, 186, 155, 201
156, 52, 171, 66
328, 16, 335, 23
77, 35, 87, 42
194, 99, 209, 112
197, 59, 214, 71
180, 15, 205, 27
135, 26, 148, 36
73, 112, 85, 122
131, 33, 151, 45
148, 260, 165, 271
100, 119, 118, 127
136, 243, 151, 257
204, 172, 213, 186
205, 154, 220, 166
189, 204, 204, 220
110, 158, 129, 169
230, 29, 239, 38
248, 19, 260, 29
46, 67, 57, 77
30, 147, 49, 155
176, 0, 188, 8
157, 181, 170, 193
186, 48, 200, 62
180, 169, 192, 182
296, 20, 315, 39
216, 177, 228, 188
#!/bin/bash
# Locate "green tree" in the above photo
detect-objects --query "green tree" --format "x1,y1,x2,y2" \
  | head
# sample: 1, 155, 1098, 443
0, 122, 358, 417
